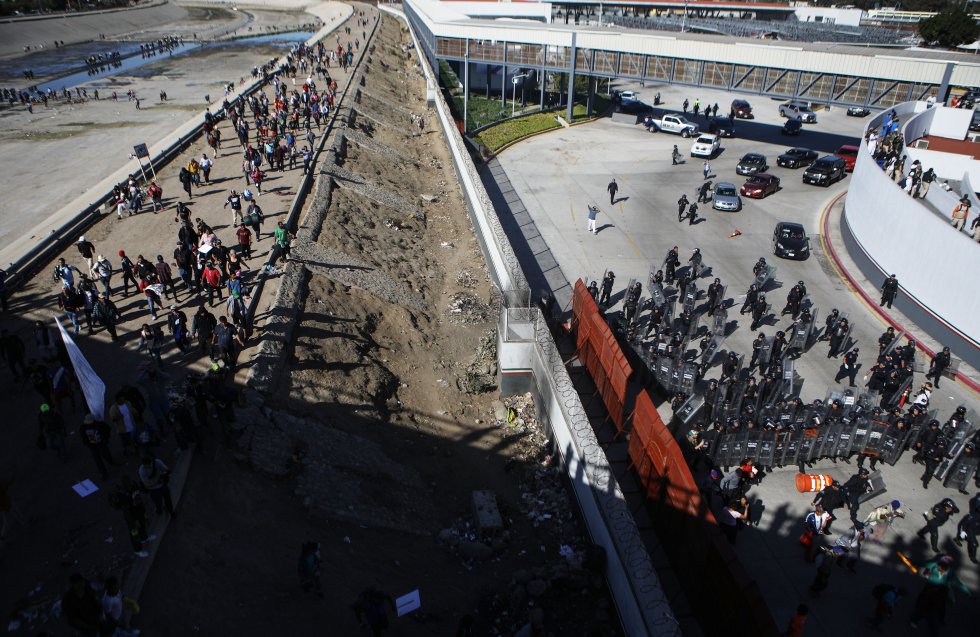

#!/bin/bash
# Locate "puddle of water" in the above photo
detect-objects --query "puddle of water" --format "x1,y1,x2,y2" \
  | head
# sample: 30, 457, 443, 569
21, 31, 313, 94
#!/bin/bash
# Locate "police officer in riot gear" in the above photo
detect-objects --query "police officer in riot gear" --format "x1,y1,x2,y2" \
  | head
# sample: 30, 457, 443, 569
706, 278, 724, 316
878, 326, 895, 354
677, 194, 689, 222
599, 271, 615, 306
827, 317, 849, 358
587, 280, 599, 300
664, 247, 680, 284
741, 284, 759, 315
880, 273, 899, 308
927, 346, 952, 387
821, 308, 840, 341
749, 333, 765, 370
750, 293, 768, 331
623, 281, 642, 325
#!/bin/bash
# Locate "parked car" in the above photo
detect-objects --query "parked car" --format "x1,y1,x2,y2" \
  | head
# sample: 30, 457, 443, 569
619, 90, 639, 103
803, 156, 847, 186
731, 99, 753, 119
781, 119, 803, 136
712, 182, 742, 212
777, 147, 818, 169
779, 102, 817, 123
707, 116, 735, 137
772, 222, 811, 260
972, 110, 980, 132
691, 133, 721, 158
620, 101, 653, 115
736, 153, 768, 176
835, 145, 860, 171
740, 173, 780, 199
847, 106, 870, 117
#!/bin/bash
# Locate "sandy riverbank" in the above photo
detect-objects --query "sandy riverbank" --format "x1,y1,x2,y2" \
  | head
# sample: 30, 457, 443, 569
0, 1, 354, 267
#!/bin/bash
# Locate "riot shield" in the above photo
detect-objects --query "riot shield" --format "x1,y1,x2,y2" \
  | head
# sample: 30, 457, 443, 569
712, 379, 732, 420
805, 308, 820, 351
713, 434, 733, 468
885, 376, 913, 408
863, 421, 889, 458
820, 425, 842, 460
882, 330, 906, 358
944, 454, 980, 491
683, 283, 699, 314
799, 429, 820, 463
757, 432, 777, 466
680, 362, 699, 395
655, 355, 673, 387
935, 440, 965, 482
781, 433, 802, 467
649, 282, 666, 309
686, 311, 701, 341
879, 424, 910, 466
669, 358, 686, 393
700, 334, 725, 370
833, 425, 856, 460
788, 317, 815, 353
712, 307, 728, 337
757, 335, 774, 371
728, 379, 747, 415
729, 432, 748, 464
743, 431, 762, 461
851, 420, 871, 456
674, 394, 705, 428
753, 264, 776, 291
663, 299, 676, 327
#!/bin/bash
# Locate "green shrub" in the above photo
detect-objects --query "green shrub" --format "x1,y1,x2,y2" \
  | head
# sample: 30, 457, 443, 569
474, 112, 563, 153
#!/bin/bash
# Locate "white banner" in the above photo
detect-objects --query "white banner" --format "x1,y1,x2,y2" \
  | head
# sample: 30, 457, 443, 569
53, 314, 105, 420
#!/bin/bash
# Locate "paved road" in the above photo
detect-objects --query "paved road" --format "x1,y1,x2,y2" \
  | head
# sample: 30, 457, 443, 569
494, 81, 980, 636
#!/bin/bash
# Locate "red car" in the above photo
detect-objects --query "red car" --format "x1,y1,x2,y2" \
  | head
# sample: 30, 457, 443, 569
740, 173, 780, 198
835, 145, 860, 171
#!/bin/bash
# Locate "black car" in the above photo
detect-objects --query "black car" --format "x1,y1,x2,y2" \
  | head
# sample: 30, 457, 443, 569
781, 119, 803, 136
971, 111, 980, 132
617, 100, 653, 115
777, 147, 818, 169
772, 222, 810, 260
736, 153, 768, 176
847, 106, 871, 117
707, 116, 735, 137
803, 156, 847, 186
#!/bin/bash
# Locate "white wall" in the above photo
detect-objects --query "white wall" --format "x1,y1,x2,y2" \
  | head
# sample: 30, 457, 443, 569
845, 125, 980, 346
925, 105, 973, 139
444, 1, 552, 23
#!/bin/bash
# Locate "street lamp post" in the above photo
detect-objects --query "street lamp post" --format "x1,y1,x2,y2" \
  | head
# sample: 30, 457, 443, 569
512, 73, 529, 116
681, 0, 690, 33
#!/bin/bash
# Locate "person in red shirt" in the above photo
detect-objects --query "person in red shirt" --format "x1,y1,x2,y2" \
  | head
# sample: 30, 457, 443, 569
202, 263, 223, 307
236, 224, 252, 259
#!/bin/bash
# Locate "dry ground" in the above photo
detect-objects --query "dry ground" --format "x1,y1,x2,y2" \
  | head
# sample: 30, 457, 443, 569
134, 17, 620, 637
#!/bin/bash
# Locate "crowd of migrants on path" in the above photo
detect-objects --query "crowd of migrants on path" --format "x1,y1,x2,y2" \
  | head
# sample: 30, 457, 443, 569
0, 14, 386, 632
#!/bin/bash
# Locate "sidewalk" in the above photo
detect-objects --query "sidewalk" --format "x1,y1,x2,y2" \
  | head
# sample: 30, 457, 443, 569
821, 193, 980, 395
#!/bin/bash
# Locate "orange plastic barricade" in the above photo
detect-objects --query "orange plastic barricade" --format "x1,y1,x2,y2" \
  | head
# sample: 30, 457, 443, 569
795, 474, 834, 493
602, 384, 625, 434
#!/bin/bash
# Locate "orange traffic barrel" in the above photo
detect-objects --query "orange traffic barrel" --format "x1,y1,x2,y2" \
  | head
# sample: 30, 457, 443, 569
796, 474, 834, 493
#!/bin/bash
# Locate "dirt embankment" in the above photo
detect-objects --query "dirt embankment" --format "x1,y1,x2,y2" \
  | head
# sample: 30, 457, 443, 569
138, 15, 620, 637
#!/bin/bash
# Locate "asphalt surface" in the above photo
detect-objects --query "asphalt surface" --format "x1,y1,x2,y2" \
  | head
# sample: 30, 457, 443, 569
495, 80, 980, 636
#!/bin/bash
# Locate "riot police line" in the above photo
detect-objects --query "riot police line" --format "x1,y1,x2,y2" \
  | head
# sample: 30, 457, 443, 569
582, 252, 980, 495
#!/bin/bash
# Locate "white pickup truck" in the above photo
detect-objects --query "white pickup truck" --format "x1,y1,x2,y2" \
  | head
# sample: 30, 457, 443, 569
643, 113, 699, 137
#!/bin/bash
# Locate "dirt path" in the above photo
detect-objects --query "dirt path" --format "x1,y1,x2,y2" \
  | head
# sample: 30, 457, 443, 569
134, 15, 620, 637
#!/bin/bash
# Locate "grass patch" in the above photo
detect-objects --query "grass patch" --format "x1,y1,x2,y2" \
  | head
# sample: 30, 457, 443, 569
472, 111, 563, 153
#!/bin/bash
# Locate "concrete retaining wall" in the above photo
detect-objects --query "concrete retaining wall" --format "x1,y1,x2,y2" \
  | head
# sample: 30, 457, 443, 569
844, 104, 980, 357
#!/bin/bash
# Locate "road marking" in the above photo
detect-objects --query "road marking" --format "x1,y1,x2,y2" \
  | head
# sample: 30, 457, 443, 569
624, 231, 643, 259
570, 203, 575, 223
618, 200, 624, 215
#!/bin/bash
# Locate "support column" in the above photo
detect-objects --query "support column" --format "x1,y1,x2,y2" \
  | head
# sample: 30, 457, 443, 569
585, 75, 596, 117
502, 43, 508, 108
463, 53, 470, 133
540, 66, 546, 109
938, 62, 955, 104
567, 32, 577, 122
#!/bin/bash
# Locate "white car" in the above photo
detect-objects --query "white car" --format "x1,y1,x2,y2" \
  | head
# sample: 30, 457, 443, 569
690, 133, 720, 158
779, 102, 817, 123
620, 90, 639, 103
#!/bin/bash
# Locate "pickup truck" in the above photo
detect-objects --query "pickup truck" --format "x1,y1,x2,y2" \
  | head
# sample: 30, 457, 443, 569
643, 113, 699, 137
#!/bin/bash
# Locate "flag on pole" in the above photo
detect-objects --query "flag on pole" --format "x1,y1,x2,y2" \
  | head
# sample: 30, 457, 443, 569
53, 314, 105, 420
